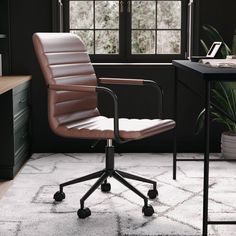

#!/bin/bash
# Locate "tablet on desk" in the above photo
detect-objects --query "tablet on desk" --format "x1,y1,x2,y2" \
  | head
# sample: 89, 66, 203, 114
190, 42, 222, 62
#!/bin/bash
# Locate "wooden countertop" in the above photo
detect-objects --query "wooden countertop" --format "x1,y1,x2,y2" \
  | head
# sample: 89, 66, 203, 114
0, 76, 31, 95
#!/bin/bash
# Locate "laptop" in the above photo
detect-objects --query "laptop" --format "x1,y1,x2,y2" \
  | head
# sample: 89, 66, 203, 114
190, 42, 222, 62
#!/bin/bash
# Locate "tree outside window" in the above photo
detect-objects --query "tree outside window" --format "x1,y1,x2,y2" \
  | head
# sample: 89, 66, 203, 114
64, 0, 185, 60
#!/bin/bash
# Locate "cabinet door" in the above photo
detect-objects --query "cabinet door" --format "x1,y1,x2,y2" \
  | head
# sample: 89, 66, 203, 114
14, 108, 30, 156
0, 78, 31, 179
13, 81, 30, 118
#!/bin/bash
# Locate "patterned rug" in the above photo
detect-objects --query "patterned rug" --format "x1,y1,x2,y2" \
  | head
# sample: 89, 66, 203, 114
0, 153, 236, 236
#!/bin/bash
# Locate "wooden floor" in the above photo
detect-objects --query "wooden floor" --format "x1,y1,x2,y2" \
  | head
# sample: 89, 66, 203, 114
0, 180, 14, 200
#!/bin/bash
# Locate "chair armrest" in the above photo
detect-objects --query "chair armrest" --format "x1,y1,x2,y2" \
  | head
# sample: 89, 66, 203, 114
99, 78, 163, 118
99, 78, 144, 85
143, 80, 163, 118
48, 84, 97, 92
48, 83, 125, 143
96, 86, 125, 144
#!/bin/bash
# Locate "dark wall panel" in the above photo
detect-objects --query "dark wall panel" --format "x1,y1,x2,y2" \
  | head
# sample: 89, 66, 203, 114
0, 0, 11, 74
199, 0, 236, 51
10, 0, 52, 74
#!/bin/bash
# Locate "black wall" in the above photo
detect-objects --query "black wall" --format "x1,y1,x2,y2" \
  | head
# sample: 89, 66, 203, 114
199, 0, 236, 51
1, 0, 235, 153
0, 0, 11, 74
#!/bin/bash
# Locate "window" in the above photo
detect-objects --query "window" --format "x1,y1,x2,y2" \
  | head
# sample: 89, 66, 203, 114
63, 0, 187, 62
69, 0, 119, 54
131, 1, 181, 54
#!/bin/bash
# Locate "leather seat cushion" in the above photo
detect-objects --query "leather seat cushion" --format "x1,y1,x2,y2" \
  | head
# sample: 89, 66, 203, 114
55, 116, 175, 140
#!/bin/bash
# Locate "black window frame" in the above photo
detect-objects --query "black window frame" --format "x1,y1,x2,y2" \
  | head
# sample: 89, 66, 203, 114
62, 0, 188, 63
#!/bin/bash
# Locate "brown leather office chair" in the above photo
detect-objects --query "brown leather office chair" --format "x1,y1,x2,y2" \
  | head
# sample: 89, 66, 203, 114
32, 32, 175, 219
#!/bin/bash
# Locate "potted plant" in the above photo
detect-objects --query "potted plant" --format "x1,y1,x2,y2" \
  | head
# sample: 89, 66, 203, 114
196, 25, 236, 159
212, 82, 236, 159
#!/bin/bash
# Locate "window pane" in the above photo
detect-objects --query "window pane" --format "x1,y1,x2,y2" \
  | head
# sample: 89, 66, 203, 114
95, 30, 119, 54
157, 1, 181, 29
68, 0, 183, 56
156, 30, 181, 54
70, 1, 93, 29
95, 1, 119, 29
132, 1, 156, 29
70, 30, 94, 54
132, 30, 155, 54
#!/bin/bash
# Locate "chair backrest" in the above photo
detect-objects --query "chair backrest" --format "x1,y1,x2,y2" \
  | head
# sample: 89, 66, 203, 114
32, 33, 100, 132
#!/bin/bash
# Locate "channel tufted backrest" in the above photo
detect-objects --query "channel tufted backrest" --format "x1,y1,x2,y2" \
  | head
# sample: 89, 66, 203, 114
32, 33, 100, 132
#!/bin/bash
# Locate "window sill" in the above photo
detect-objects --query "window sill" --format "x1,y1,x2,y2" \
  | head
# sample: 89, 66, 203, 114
92, 62, 172, 66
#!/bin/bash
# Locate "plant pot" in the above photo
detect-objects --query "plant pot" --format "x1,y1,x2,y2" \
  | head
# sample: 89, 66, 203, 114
221, 132, 236, 159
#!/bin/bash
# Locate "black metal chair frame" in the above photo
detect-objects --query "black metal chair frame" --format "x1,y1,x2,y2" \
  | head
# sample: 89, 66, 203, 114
53, 79, 176, 219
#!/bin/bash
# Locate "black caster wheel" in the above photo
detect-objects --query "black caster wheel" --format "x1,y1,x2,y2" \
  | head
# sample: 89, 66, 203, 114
77, 208, 91, 219
101, 183, 111, 192
147, 189, 158, 199
142, 205, 154, 217
53, 191, 65, 201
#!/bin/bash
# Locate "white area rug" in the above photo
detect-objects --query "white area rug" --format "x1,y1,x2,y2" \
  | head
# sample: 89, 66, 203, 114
0, 153, 236, 236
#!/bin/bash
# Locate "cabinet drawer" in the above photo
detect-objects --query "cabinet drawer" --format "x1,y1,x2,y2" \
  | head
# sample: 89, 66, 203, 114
14, 108, 30, 155
14, 123, 29, 155
13, 80, 30, 95
14, 108, 30, 130
13, 87, 30, 117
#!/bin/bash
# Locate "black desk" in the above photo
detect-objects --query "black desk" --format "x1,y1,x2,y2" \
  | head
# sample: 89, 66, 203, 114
172, 60, 236, 236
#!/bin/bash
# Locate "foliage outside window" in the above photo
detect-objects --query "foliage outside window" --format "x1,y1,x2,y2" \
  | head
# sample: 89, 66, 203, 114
64, 0, 185, 60
131, 1, 181, 54
70, 0, 119, 54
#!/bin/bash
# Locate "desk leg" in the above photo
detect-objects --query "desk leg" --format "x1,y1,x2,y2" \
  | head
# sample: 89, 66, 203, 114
203, 80, 210, 236
173, 67, 178, 180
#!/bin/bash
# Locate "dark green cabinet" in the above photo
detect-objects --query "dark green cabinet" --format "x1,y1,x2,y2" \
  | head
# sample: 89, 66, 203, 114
0, 76, 31, 179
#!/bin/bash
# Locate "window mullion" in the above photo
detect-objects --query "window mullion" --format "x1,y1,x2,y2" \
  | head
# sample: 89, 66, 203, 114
62, 0, 69, 32
119, 0, 129, 61
125, 0, 131, 60
155, 0, 157, 54
93, 0, 95, 54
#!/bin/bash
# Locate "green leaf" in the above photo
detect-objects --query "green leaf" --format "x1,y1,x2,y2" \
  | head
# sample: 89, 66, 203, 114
200, 39, 209, 54
212, 89, 229, 110
232, 28, 236, 54
212, 112, 235, 132
229, 88, 236, 116
202, 25, 231, 58
194, 108, 205, 134
202, 25, 223, 42
223, 82, 236, 90
218, 82, 235, 116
